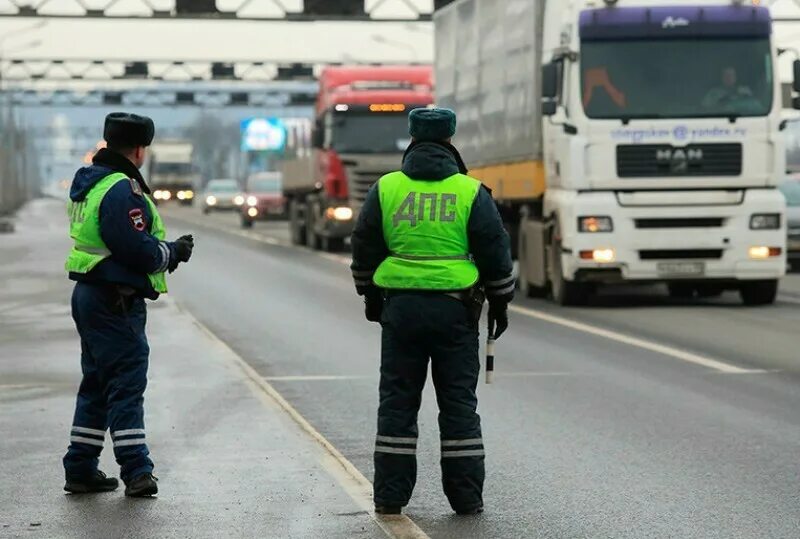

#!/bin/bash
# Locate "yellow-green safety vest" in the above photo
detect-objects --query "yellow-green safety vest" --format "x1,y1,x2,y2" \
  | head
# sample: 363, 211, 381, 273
65, 172, 168, 294
373, 171, 481, 291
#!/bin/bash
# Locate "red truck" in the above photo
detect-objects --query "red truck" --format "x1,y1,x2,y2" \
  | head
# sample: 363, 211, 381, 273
282, 65, 434, 251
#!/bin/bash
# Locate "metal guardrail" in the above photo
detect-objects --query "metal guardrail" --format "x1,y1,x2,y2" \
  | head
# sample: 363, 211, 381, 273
0, 99, 40, 219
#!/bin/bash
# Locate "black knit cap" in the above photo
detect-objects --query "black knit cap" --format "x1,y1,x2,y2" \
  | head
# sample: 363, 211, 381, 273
103, 112, 155, 148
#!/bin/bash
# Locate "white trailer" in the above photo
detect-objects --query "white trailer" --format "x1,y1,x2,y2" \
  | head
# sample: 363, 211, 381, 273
435, 0, 792, 305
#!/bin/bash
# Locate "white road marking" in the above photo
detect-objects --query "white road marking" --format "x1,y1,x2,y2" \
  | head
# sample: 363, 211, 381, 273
509, 304, 754, 374
175, 301, 430, 539
265, 375, 373, 382
493, 371, 577, 378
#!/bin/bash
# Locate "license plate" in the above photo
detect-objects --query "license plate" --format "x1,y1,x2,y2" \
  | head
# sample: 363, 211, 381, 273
657, 262, 705, 277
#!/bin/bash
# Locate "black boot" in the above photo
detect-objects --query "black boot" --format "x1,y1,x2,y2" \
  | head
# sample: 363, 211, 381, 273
454, 505, 484, 516
124, 473, 158, 497
64, 470, 119, 494
375, 506, 402, 515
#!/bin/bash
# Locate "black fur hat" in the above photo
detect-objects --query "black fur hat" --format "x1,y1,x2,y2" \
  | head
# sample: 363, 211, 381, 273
103, 112, 155, 147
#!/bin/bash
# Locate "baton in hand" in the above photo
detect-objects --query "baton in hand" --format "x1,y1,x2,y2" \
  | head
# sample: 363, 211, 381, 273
486, 317, 496, 385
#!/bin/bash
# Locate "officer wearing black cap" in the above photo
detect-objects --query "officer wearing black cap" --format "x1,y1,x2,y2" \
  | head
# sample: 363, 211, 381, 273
351, 108, 514, 515
62, 113, 194, 497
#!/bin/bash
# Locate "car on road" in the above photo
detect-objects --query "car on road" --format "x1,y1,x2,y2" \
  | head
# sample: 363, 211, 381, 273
780, 176, 800, 270
202, 179, 244, 214
241, 172, 286, 228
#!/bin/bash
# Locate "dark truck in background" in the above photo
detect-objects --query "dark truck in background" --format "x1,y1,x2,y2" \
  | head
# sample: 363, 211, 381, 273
282, 65, 434, 252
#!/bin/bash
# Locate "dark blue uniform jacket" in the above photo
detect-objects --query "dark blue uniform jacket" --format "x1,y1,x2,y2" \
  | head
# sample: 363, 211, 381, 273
351, 141, 515, 304
68, 148, 176, 300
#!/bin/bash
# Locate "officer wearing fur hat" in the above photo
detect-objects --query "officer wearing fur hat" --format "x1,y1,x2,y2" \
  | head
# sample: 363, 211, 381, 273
351, 108, 514, 515
63, 113, 194, 497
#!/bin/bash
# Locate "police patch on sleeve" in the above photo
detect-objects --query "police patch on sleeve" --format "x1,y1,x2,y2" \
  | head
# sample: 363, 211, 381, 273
128, 177, 143, 196
129, 208, 146, 231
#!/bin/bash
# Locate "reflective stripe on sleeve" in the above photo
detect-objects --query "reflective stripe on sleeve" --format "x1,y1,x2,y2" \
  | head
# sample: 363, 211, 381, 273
486, 276, 515, 288
155, 242, 170, 273
71, 426, 105, 437
487, 283, 515, 296
70, 435, 105, 447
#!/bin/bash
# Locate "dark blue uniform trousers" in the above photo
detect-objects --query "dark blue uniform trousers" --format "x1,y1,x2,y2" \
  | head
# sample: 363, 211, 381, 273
375, 293, 484, 512
63, 282, 154, 484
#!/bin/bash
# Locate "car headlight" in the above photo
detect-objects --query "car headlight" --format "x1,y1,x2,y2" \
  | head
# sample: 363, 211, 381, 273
177, 191, 186, 200
750, 214, 780, 230
326, 206, 354, 221
153, 190, 162, 200
247, 196, 258, 207
578, 216, 613, 233
206, 195, 217, 206
234, 195, 245, 206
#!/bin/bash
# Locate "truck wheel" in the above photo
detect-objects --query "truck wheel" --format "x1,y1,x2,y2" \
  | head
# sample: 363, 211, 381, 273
322, 236, 344, 253
667, 283, 695, 299
289, 200, 306, 245
305, 203, 321, 250
549, 229, 587, 306
517, 240, 548, 298
739, 280, 778, 306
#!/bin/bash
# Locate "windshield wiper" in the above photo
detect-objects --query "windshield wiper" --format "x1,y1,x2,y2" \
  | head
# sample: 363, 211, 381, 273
619, 114, 663, 125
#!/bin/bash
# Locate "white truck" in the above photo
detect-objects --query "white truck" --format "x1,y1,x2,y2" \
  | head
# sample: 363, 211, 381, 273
147, 140, 197, 206
435, 0, 793, 305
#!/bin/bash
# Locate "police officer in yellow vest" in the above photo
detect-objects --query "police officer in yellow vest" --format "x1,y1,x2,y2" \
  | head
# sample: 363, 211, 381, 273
63, 113, 194, 497
351, 108, 514, 515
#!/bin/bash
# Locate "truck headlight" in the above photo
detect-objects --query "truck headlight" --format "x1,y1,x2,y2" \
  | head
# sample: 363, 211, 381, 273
247, 196, 258, 207
750, 214, 780, 230
578, 216, 613, 233
326, 206, 353, 221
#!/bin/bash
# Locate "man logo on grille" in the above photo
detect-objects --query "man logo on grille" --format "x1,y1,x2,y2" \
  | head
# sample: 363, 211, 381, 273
656, 148, 703, 174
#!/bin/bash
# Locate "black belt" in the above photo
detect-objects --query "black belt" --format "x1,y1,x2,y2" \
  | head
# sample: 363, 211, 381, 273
384, 289, 471, 302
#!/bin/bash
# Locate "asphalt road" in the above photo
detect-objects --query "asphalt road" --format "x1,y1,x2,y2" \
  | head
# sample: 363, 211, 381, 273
164, 205, 800, 539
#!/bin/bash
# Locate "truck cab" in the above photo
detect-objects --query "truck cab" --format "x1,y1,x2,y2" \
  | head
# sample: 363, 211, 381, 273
282, 66, 433, 251
535, 0, 790, 305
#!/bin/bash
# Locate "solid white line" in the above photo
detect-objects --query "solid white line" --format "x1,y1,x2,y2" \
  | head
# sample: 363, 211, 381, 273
175, 301, 430, 539
509, 304, 751, 374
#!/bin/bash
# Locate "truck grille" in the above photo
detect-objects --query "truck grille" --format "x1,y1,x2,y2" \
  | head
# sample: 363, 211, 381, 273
634, 217, 725, 229
348, 172, 382, 205
639, 249, 723, 260
617, 144, 742, 178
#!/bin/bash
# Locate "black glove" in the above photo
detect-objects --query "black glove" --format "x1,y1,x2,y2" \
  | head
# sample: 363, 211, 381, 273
488, 300, 509, 340
169, 235, 194, 273
364, 292, 384, 323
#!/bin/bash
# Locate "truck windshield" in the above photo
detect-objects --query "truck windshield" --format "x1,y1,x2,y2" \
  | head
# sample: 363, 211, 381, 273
249, 178, 282, 193
780, 180, 800, 207
581, 38, 773, 120
331, 112, 410, 154
154, 163, 193, 175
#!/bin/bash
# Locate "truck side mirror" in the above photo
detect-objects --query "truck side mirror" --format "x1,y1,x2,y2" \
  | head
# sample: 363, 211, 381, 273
542, 101, 557, 116
311, 127, 324, 149
793, 96, 800, 111
794, 60, 800, 93
542, 62, 559, 99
